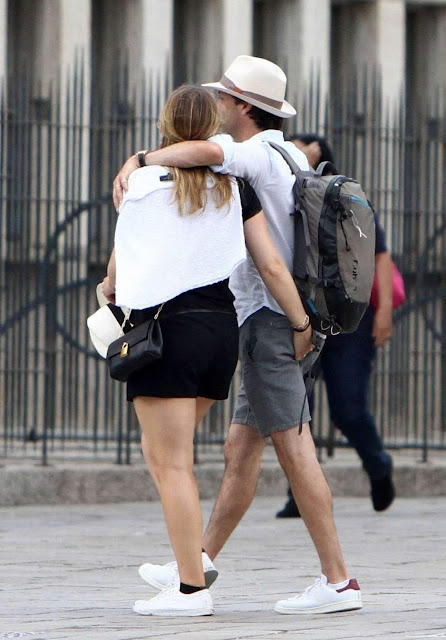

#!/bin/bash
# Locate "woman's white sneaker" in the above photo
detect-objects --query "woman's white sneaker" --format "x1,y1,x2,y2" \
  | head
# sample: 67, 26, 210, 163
274, 575, 362, 614
133, 584, 213, 617
138, 552, 218, 590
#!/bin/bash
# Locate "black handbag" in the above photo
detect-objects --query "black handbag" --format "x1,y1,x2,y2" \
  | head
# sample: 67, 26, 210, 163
106, 304, 164, 382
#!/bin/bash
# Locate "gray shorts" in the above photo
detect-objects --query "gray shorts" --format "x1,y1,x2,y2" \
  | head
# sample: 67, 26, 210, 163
232, 307, 325, 438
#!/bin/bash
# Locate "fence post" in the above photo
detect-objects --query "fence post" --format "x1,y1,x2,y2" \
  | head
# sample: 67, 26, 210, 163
42, 260, 57, 466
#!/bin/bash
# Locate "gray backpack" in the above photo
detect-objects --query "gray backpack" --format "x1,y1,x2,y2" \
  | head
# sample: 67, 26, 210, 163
269, 142, 376, 335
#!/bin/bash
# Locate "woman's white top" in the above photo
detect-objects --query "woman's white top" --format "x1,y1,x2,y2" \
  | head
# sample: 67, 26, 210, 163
114, 165, 246, 309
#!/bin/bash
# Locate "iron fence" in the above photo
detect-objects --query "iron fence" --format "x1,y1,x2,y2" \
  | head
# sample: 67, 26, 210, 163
0, 64, 445, 465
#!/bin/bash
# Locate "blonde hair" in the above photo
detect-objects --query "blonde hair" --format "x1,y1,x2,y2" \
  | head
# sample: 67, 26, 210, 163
158, 85, 233, 215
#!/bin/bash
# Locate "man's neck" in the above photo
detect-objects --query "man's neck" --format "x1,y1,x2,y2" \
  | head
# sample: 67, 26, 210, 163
230, 120, 263, 142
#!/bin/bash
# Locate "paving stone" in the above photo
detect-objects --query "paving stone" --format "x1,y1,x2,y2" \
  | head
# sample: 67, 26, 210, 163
0, 496, 445, 639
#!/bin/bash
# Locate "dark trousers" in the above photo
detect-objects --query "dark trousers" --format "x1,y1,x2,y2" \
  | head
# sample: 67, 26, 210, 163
319, 319, 392, 481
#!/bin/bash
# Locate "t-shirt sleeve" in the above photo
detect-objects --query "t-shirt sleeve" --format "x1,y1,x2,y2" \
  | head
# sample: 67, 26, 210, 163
237, 178, 262, 223
373, 212, 387, 255
208, 134, 270, 183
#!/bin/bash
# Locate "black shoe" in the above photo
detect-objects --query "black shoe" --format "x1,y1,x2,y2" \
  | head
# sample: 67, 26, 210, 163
371, 473, 395, 512
276, 497, 301, 518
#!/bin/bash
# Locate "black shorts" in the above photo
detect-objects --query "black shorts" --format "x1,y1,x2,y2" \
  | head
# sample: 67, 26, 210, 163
126, 311, 239, 401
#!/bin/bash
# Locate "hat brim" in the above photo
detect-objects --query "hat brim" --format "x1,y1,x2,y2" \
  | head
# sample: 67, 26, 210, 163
202, 82, 296, 119
89, 331, 110, 359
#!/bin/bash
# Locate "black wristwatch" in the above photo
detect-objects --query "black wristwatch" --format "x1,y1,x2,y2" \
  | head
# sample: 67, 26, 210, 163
136, 150, 148, 167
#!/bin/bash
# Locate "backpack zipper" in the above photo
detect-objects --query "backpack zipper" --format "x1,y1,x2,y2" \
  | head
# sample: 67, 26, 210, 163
348, 194, 370, 208
339, 218, 351, 251
324, 177, 358, 252
350, 209, 368, 238
321, 176, 351, 262
344, 195, 370, 238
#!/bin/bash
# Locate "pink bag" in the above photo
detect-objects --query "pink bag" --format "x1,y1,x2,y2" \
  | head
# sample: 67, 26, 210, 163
370, 262, 406, 310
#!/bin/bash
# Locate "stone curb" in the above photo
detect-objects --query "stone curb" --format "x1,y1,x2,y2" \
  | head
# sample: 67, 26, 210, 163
1, 460, 445, 506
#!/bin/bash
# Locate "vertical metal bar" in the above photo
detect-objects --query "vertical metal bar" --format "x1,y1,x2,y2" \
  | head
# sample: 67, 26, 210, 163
437, 90, 444, 449
73, 56, 81, 445
0, 75, 11, 456
314, 62, 321, 135
421, 99, 430, 462
22, 76, 35, 445
0, 77, 5, 456
41, 71, 61, 465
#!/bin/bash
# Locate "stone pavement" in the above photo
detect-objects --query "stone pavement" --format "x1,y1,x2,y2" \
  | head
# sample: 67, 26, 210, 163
1, 496, 445, 640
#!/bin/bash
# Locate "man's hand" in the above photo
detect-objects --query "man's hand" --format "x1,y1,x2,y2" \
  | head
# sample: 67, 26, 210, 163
372, 308, 392, 348
112, 154, 139, 211
293, 326, 314, 361
101, 276, 116, 304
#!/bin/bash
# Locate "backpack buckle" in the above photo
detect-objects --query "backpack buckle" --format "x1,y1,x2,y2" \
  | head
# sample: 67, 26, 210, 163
320, 318, 342, 335
320, 319, 333, 332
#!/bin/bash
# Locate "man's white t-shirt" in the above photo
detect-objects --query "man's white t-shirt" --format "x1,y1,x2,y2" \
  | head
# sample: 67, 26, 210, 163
209, 130, 309, 327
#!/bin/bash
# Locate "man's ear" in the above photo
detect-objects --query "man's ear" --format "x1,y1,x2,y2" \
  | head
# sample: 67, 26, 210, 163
231, 96, 252, 114
239, 101, 253, 116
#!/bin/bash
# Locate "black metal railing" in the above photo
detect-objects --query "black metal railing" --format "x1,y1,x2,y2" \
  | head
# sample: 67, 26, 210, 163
1, 64, 445, 464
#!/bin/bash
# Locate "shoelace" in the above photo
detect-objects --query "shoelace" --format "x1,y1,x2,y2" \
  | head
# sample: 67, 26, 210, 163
152, 581, 178, 601
290, 577, 323, 600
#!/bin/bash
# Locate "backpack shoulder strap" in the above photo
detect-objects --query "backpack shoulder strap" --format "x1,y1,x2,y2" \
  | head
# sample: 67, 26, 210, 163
267, 140, 304, 176
266, 141, 310, 280
315, 160, 338, 176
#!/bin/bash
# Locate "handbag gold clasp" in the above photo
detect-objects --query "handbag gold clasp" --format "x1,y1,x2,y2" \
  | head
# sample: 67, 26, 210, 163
120, 342, 129, 358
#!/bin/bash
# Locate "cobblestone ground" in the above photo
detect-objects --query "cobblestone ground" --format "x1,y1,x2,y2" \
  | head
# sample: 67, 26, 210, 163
0, 496, 445, 640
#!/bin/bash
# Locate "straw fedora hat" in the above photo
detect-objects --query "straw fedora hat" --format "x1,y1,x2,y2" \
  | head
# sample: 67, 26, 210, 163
203, 55, 296, 119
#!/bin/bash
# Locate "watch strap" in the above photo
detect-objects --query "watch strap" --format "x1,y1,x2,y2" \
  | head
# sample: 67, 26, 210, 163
136, 150, 148, 167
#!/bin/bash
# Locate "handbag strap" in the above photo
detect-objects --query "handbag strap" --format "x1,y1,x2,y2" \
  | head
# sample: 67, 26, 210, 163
119, 302, 164, 337
154, 303, 164, 319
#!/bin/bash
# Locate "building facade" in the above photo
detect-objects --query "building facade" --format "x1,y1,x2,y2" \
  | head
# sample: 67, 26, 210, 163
2, 0, 446, 115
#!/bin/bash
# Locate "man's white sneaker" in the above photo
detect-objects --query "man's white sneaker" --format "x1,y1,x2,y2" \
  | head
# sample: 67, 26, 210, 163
138, 552, 218, 590
274, 575, 362, 614
133, 584, 213, 617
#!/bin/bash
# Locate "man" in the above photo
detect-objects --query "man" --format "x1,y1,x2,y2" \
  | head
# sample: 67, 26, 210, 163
113, 55, 362, 615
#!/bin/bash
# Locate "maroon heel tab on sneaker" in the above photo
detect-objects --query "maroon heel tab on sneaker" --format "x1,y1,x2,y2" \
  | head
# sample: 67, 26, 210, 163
337, 578, 360, 593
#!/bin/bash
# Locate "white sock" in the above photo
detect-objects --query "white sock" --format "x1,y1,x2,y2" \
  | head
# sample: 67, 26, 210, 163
327, 578, 350, 590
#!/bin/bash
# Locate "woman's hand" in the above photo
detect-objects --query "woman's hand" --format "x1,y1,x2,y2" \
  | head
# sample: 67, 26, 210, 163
101, 276, 116, 304
112, 154, 139, 211
293, 325, 314, 361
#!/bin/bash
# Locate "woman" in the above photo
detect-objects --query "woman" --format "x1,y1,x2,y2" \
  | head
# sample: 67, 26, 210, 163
102, 86, 312, 617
